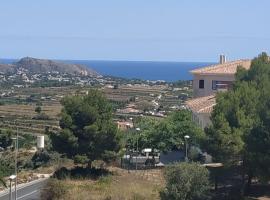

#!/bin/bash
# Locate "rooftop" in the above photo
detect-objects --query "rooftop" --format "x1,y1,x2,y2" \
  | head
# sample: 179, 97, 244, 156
190, 59, 251, 75
185, 95, 216, 114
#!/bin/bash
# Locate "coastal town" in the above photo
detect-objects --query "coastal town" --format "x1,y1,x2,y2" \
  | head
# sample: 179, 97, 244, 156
1, 53, 270, 200
1, 1, 270, 200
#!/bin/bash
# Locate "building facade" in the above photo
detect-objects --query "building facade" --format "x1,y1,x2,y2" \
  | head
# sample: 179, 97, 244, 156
186, 56, 251, 129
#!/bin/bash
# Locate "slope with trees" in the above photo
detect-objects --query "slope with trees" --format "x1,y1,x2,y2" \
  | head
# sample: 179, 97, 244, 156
127, 110, 204, 155
49, 89, 122, 167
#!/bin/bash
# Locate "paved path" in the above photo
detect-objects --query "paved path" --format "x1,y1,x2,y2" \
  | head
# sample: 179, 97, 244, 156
0, 178, 48, 200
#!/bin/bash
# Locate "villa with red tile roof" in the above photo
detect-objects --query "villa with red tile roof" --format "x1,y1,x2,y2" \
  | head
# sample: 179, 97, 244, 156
186, 55, 251, 128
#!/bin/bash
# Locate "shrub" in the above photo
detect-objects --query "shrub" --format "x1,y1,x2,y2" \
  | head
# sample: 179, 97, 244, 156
32, 113, 50, 120
41, 179, 68, 200
53, 167, 71, 180
31, 150, 60, 169
74, 154, 89, 165
31, 150, 51, 169
35, 106, 42, 114
160, 162, 211, 200
53, 166, 111, 180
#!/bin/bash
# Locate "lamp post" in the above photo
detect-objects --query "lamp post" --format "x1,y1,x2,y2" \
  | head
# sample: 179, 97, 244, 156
11, 127, 18, 200
11, 127, 45, 200
129, 117, 133, 128
125, 123, 131, 173
135, 128, 140, 171
9, 175, 16, 200
184, 135, 190, 162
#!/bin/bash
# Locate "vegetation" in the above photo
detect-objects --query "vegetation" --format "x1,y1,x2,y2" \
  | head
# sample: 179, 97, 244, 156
204, 53, 270, 194
2, 54, 270, 199
30, 150, 61, 169
0, 129, 13, 149
127, 110, 204, 153
0, 159, 12, 188
161, 162, 210, 200
41, 168, 163, 200
50, 89, 122, 166
35, 106, 42, 114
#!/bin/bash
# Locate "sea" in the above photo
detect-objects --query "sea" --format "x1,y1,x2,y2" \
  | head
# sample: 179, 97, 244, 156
1, 59, 214, 82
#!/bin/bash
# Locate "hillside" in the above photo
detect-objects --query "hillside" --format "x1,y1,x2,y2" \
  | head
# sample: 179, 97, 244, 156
0, 63, 16, 74
0, 57, 99, 76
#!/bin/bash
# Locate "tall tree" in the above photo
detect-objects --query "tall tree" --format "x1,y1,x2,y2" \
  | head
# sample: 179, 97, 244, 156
204, 52, 270, 192
50, 89, 122, 166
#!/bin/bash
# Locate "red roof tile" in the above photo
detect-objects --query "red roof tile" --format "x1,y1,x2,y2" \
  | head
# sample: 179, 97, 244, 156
185, 95, 216, 114
190, 59, 251, 75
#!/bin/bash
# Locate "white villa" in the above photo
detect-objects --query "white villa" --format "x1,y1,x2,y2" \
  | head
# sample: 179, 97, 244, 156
186, 55, 251, 128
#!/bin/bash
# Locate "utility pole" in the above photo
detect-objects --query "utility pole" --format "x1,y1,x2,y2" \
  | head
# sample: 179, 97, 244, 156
135, 128, 140, 171
15, 127, 18, 200
12, 125, 18, 200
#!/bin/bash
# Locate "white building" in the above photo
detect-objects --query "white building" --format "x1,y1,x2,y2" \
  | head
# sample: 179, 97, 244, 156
186, 56, 251, 129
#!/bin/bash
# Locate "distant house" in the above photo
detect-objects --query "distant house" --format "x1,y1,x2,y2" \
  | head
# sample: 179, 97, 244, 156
117, 107, 142, 114
117, 121, 133, 131
186, 55, 251, 128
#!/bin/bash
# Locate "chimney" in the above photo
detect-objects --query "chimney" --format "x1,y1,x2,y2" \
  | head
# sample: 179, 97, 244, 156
219, 54, 226, 64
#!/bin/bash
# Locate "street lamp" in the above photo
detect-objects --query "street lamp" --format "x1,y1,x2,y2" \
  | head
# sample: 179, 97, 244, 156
9, 175, 16, 200
129, 117, 133, 128
12, 127, 45, 200
184, 135, 190, 162
135, 128, 140, 171
11, 127, 18, 200
125, 123, 131, 173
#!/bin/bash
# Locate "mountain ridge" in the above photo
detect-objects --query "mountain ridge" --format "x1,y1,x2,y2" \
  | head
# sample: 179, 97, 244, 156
0, 57, 100, 76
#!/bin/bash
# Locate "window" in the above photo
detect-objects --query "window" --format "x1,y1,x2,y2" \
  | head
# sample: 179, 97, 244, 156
212, 80, 232, 90
199, 80, 204, 89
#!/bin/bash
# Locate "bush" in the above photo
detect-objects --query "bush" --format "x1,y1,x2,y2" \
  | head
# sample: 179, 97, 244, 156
41, 179, 68, 200
0, 129, 13, 149
35, 106, 42, 114
74, 154, 89, 165
160, 162, 211, 200
53, 167, 71, 180
31, 150, 60, 169
53, 166, 111, 180
31, 150, 51, 169
32, 113, 50, 120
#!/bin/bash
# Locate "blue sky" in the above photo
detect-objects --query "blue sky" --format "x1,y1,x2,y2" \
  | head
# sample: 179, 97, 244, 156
0, 0, 269, 61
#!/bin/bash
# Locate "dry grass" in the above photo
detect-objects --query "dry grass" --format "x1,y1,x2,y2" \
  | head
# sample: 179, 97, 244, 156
0, 104, 61, 119
42, 167, 164, 200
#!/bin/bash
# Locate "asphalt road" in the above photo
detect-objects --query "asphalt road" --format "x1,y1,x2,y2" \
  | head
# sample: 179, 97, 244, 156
0, 178, 48, 200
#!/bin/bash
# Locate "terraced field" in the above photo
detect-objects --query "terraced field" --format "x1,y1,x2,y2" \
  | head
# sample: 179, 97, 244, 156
104, 85, 189, 111
0, 103, 61, 135
0, 84, 192, 136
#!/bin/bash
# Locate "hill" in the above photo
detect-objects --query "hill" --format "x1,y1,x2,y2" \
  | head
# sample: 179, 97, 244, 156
0, 57, 99, 76
0, 63, 16, 74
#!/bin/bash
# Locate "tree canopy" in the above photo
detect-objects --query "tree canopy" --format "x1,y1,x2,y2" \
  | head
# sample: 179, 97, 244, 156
204, 52, 270, 187
127, 110, 204, 153
50, 89, 122, 165
161, 162, 210, 200
0, 129, 13, 150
